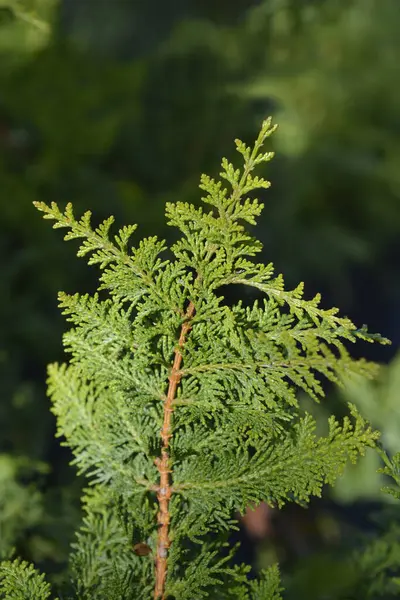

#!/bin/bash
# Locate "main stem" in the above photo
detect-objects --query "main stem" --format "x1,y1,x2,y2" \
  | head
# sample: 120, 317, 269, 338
154, 301, 196, 600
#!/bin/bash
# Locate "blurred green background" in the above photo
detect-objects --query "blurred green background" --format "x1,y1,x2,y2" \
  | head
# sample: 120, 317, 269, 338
1, 0, 400, 596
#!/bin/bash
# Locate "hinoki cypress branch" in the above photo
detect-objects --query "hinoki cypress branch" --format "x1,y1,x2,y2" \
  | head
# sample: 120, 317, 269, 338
0, 118, 389, 600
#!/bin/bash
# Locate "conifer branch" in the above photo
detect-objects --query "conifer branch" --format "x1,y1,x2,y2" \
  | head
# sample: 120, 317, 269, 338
154, 301, 196, 600
21, 117, 388, 599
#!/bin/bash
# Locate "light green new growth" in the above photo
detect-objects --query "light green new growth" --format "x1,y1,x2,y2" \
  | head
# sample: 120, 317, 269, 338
0, 559, 54, 600
1, 119, 387, 599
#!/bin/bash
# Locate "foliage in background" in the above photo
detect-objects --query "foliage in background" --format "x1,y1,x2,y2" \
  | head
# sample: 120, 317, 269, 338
282, 449, 400, 600
331, 353, 400, 502
0, 455, 44, 560
0, 0, 56, 60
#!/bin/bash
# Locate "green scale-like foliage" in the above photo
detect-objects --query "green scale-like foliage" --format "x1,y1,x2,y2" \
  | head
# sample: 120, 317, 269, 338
2, 119, 387, 599
0, 559, 54, 600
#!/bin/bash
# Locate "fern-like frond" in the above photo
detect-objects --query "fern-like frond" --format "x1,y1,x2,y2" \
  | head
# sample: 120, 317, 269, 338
32, 117, 388, 599
249, 565, 283, 600
71, 486, 154, 600
0, 560, 53, 600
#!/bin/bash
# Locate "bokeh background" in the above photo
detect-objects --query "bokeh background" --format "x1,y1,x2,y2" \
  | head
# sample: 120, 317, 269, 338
1, 0, 400, 597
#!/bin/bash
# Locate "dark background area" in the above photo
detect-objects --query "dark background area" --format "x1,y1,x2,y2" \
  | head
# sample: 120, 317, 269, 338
0, 0, 399, 596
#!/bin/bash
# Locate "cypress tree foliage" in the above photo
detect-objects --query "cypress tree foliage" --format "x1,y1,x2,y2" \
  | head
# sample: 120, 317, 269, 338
345, 448, 400, 599
0, 559, 53, 599
0, 119, 388, 599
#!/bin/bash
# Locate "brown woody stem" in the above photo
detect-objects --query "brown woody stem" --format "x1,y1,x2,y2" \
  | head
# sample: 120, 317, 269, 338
154, 301, 195, 600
